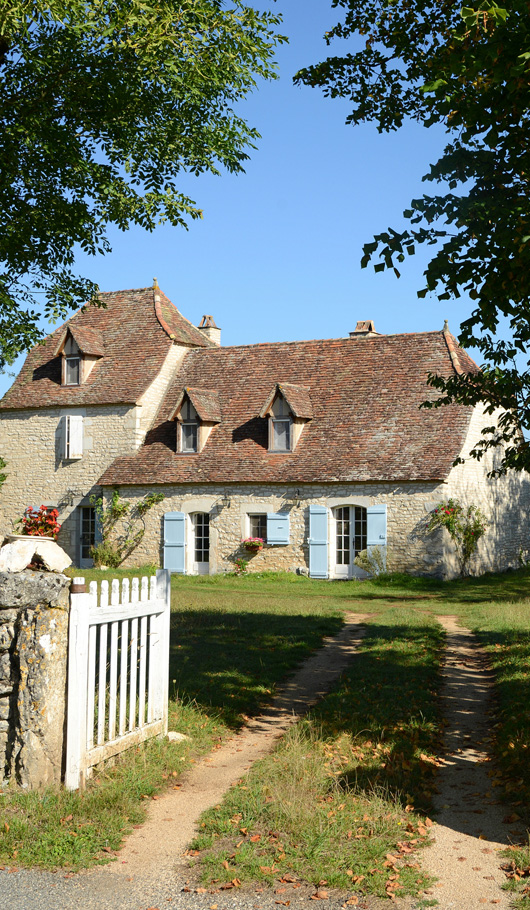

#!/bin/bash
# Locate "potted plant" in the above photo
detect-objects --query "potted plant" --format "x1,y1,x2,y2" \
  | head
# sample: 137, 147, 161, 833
242, 536, 264, 554
14, 505, 61, 540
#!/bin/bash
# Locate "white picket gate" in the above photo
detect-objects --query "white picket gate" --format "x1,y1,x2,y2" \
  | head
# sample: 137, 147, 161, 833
65, 569, 171, 790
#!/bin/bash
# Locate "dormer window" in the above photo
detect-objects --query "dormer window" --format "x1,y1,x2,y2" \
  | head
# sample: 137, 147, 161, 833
180, 399, 199, 454
259, 383, 313, 453
55, 325, 105, 387
271, 396, 292, 452
170, 388, 221, 455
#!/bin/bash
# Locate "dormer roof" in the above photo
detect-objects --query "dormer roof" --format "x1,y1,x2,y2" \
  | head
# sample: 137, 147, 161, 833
259, 383, 313, 420
54, 325, 105, 358
170, 388, 221, 423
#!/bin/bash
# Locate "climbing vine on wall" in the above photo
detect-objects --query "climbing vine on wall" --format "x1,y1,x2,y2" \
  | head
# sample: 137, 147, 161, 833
90, 489, 164, 568
426, 498, 487, 576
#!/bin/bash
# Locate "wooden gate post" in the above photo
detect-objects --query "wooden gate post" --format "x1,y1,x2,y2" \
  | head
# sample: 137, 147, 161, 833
65, 583, 92, 790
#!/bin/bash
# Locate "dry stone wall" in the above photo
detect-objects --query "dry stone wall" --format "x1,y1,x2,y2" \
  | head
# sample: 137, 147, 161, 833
0, 571, 71, 788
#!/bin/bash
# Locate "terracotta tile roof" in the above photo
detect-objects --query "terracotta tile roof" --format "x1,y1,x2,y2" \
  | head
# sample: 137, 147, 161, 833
99, 329, 478, 486
259, 382, 313, 419
171, 388, 222, 423
0, 286, 211, 410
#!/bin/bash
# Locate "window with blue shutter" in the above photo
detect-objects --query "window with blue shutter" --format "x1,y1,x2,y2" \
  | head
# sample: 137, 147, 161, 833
267, 512, 290, 545
367, 504, 387, 568
163, 511, 186, 574
308, 504, 328, 578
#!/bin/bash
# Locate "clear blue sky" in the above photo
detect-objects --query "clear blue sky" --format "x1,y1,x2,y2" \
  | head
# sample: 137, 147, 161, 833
0, 0, 475, 398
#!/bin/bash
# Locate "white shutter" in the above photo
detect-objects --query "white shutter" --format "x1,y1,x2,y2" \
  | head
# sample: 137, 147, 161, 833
65, 415, 84, 460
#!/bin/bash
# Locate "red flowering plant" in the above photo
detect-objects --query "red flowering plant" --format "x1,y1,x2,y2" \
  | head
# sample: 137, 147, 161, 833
17, 505, 61, 539
426, 498, 487, 576
242, 536, 264, 553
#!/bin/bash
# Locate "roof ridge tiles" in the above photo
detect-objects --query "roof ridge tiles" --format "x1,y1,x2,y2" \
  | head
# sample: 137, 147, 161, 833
153, 286, 175, 341
442, 326, 468, 375
98, 286, 154, 296
181, 329, 449, 355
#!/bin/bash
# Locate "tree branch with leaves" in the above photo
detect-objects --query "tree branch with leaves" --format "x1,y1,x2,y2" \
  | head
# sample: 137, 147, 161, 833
0, 0, 285, 369
296, 0, 530, 474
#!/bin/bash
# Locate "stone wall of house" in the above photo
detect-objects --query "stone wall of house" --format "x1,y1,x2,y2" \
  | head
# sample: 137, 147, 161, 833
0, 345, 188, 563
444, 405, 530, 576
111, 413, 530, 579
0, 404, 142, 559
112, 480, 448, 577
0, 571, 71, 788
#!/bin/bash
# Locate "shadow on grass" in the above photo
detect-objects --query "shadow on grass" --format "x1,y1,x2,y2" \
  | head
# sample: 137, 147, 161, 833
472, 628, 530, 815
306, 618, 530, 834
305, 619, 445, 813
169, 609, 343, 729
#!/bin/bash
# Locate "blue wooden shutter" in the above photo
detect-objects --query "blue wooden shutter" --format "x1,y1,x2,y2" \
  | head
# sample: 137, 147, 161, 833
308, 504, 328, 578
367, 504, 387, 547
163, 511, 186, 574
267, 512, 290, 545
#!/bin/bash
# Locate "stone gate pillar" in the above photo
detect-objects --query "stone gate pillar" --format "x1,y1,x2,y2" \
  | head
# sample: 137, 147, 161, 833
0, 571, 71, 788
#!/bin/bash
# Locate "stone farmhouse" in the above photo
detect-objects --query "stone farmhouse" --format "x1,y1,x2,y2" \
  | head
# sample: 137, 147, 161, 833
0, 284, 528, 578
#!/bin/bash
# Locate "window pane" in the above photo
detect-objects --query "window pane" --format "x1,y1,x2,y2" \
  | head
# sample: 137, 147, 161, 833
273, 419, 290, 450
182, 422, 198, 452
193, 513, 209, 562
249, 514, 267, 540
81, 507, 95, 560
336, 507, 350, 565
354, 507, 367, 556
66, 357, 80, 385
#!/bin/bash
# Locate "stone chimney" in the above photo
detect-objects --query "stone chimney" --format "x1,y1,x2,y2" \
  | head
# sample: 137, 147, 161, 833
198, 315, 221, 346
349, 320, 378, 338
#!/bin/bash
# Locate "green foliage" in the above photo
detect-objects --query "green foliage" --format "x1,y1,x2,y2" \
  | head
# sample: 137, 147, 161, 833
233, 556, 249, 575
426, 498, 487, 576
354, 544, 387, 576
90, 489, 164, 567
296, 0, 530, 473
0, 0, 285, 367
0, 455, 6, 488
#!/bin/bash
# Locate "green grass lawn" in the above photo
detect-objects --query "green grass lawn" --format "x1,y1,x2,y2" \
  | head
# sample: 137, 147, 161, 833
0, 566, 529, 890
